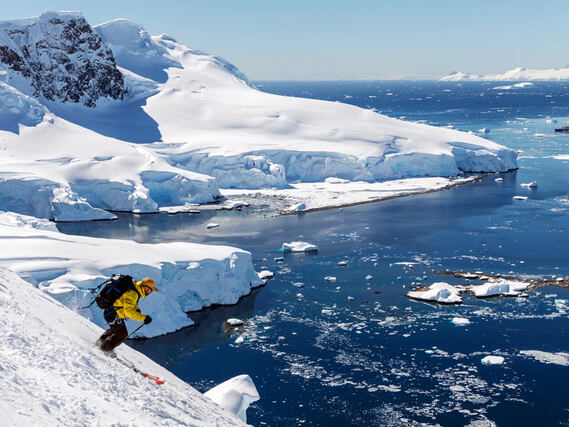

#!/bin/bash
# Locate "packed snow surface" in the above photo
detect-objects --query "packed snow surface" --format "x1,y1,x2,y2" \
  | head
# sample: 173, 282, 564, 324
0, 12, 518, 221
0, 265, 248, 425
441, 67, 569, 81
0, 211, 262, 337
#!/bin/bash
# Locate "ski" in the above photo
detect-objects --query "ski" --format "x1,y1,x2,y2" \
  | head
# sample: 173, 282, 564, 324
140, 372, 165, 385
113, 356, 165, 385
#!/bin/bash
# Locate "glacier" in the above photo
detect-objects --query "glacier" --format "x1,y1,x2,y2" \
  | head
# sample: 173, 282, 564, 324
0, 11, 517, 222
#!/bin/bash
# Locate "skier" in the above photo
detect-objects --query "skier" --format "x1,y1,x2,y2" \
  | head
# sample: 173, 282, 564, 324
96, 276, 158, 354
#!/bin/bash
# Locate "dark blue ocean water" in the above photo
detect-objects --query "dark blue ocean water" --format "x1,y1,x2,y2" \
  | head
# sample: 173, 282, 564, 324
58, 81, 569, 426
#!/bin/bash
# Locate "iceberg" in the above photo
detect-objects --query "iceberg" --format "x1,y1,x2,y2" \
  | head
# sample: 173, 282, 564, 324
407, 282, 463, 304
282, 241, 319, 252
204, 375, 260, 423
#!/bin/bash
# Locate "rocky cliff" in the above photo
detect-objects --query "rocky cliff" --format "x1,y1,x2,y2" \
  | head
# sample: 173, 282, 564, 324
0, 11, 127, 107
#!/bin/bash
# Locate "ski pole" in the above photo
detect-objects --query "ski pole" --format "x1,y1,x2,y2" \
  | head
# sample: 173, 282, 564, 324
125, 322, 146, 341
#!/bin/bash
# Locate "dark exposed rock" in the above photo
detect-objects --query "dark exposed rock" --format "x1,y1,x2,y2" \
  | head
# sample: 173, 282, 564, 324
0, 12, 128, 107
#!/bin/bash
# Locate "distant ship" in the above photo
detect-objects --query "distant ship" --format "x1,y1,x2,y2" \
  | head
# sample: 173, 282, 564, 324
555, 126, 569, 133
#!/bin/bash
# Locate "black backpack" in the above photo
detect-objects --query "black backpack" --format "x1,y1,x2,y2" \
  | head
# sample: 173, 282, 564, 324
94, 274, 137, 309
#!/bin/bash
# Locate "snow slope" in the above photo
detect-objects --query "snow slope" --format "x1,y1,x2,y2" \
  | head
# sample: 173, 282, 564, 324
0, 12, 517, 222
0, 265, 252, 426
440, 67, 569, 81
0, 211, 263, 337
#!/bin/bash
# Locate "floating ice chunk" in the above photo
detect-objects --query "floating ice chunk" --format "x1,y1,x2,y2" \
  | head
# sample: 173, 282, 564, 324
347, 296, 355, 301
495, 177, 503, 182
321, 309, 334, 315
226, 318, 246, 326
365, 275, 373, 281
296, 293, 304, 298
407, 282, 463, 304
223, 200, 250, 210
462, 273, 479, 279
274, 257, 284, 262
205, 375, 260, 423
285, 202, 307, 212
338, 261, 348, 266
520, 350, 569, 366
258, 270, 274, 279
513, 196, 528, 201
555, 299, 568, 312
206, 222, 220, 229
534, 133, 545, 137
324, 276, 337, 282
292, 282, 304, 288
451, 317, 471, 326
479, 128, 490, 134
556, 277, 565, 282
470, 279, 530, 297
481, 355, 504, 365
234, 336, 245, 344
282, 241, 319, 252
520, 181, 537, 189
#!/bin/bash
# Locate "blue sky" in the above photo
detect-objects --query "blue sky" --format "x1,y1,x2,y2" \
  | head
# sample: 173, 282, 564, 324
3, 1, 569, 80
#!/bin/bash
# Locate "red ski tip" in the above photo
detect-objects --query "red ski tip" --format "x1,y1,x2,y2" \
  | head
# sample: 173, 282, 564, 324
142, 373, 165, 385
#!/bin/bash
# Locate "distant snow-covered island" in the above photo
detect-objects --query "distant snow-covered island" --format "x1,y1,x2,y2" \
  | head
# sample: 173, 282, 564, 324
440, 67, 569, 81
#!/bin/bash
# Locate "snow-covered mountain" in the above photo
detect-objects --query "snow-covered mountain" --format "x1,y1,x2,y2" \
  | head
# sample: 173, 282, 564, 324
440, 67, 569, 81
0, 11, 127, 107
0, 264, 258, 425
0, 11, 517, 222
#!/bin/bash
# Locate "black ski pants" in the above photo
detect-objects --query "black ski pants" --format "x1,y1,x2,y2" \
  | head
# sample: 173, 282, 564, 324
97, 310, 128, 353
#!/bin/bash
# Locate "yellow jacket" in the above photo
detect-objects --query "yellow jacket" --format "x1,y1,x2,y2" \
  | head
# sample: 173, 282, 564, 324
113, 281, 147, 322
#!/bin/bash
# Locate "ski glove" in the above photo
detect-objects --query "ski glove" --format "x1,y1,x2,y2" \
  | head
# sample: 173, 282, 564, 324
144, 315, 153, 325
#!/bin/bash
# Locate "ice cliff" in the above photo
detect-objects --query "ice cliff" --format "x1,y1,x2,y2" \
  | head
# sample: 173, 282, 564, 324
0, 211, 263, 338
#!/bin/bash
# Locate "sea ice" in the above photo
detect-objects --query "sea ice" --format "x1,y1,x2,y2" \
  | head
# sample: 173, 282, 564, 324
520, 181, 537, 189
519, 350, 569, 366
324, 276, 337, 282
513, 196, 528, 201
